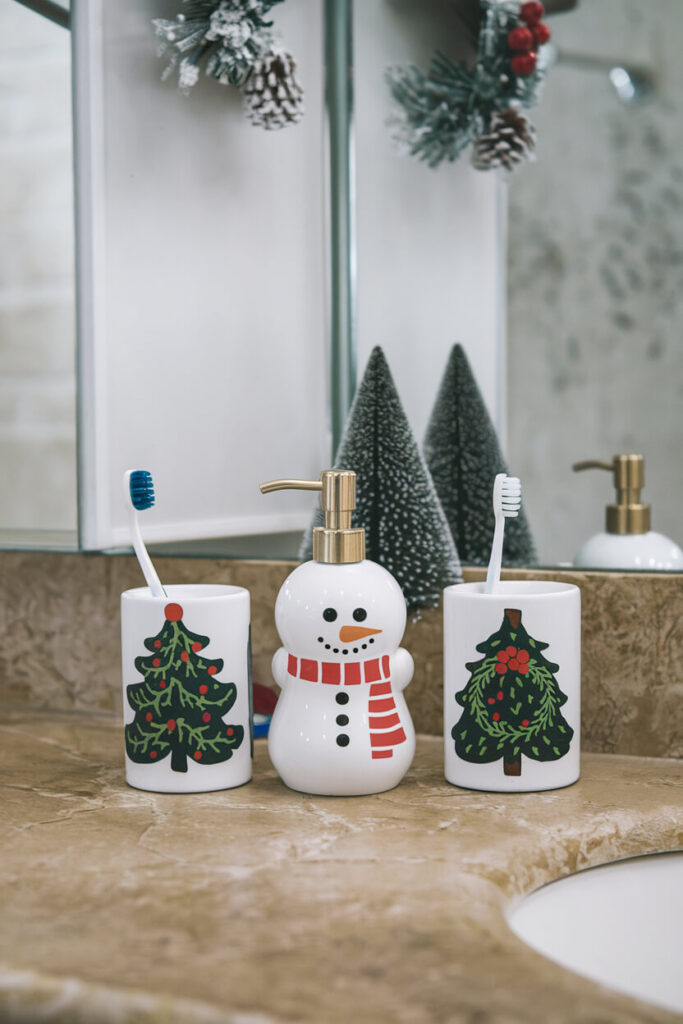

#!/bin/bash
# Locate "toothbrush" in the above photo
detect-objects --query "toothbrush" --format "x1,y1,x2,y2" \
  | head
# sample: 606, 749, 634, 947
485, 473, 522, 594
123, 470, 167, 597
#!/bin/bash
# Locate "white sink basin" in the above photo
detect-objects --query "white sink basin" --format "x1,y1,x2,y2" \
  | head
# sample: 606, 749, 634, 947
508, 852, 683, 1013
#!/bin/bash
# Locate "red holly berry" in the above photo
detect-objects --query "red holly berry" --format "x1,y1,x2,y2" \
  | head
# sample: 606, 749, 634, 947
191, 642, 202, 653
511, 51, 537, 75
166, 719, 176, 731
150, 750, 158, 759
180, 650, 189, 663
165, 603, 183, 622
518, 664, 530, 675
517, 650, 530, 664
202, 712, 211, 723
508, 26, 534, 52
145, 712, 153, 722
497, 691, 504, 701
532, 21, 551, 45
193, 750, 202, 760
495, 662, 508, 675
497, 650, 510, 663
487, 697, 496, 705
520, 1, 544, 25
199, 684, 208, 695
226, 727, 234, 737
505, 646, 517, 657
208, 665, 218, 676
521, 719, 530, 727
154, 640, 162, 649
152, 658, 161, 667
509, 659, 520, 671
492, 713, 500, 722
159, 680, 166, 689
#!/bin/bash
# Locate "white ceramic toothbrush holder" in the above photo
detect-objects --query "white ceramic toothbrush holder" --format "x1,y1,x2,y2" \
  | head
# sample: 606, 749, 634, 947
121, 584, 252, 793
443, 581, 581, 793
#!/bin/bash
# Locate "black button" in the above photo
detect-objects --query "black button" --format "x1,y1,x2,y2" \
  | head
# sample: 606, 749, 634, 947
336, 692, 349, 705
353, 607, 367, 622
336, 734, 350, 747
323, 607, 337, 622
336, 714, 349, 726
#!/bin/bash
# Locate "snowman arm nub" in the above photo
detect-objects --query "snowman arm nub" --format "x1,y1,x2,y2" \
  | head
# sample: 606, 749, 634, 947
391, 648, 414, 692
271, 647, 289, 689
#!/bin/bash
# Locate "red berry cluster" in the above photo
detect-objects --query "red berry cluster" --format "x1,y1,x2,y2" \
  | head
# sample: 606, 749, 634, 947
507, 2, 551, 77
494, 646, 530, 675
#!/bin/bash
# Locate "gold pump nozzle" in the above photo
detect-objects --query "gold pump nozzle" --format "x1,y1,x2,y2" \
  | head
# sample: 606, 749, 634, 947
259, 470, 365, 564
572, 454, 650, 534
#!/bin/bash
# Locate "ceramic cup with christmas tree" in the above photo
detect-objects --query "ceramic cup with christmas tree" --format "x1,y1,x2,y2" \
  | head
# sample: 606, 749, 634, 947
443, 581, 580, 793
121, 584, 251, 793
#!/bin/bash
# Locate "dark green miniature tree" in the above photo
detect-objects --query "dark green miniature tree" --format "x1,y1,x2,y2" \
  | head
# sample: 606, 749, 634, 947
424, 344, 537, 567
125, 601, 244, 772
300, 346, 462, 610
453, 608, 573, 776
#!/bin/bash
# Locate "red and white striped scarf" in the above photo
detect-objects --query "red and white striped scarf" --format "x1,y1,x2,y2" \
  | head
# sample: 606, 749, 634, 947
286, 654, 407, 759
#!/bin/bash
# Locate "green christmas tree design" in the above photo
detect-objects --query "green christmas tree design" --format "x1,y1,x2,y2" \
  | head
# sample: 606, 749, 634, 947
125, 602, 244, 773
300, 346, 462, 611
453, 608, 573, 776
424, 344, 537, 567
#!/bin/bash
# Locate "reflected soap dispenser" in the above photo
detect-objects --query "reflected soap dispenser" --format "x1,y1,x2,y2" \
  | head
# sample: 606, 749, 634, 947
259, 470, 415, 795
573, 455, 683, 571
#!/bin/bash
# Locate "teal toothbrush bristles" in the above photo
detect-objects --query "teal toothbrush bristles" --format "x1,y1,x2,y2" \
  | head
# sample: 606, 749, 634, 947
129, 470, 155, 511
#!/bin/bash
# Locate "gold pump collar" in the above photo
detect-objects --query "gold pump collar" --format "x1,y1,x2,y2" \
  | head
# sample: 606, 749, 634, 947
259, 470, 365, 563
572, 454, 650, 534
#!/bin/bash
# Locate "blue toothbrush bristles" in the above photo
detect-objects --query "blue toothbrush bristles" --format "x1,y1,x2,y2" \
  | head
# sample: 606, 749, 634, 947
129, 470, 155, 511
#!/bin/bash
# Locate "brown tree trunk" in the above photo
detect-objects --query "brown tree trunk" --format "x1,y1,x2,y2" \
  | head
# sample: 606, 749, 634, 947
504, 758, 521, 776
504, 608, 521, 629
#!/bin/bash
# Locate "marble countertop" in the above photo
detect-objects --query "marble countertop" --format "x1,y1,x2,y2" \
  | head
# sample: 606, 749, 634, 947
1, 710, 682, 1024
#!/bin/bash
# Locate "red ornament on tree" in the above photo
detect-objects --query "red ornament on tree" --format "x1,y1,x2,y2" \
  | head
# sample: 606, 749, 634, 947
511, 51, 537, 76
154, 640, 162, 649
199, 684, 208, 695
492, 712, 500, 722
191, 642, 202, 653
226, 727, 234, 737
150, 750, 158, 759
180, 650, 189, 663
165, 603, 183, 622
167, 719, 176, 731
145, 712, 153, 722
488, 697, 496, 705
193, 750, 202, 760
532, 22, 551, 45
208, 665, 218, 676
520, 1, 544, 25
152, 658, 161, 667
507, 26, 534, 52
159, 679, 166, 689
521, 719, 530, 727
202, 712, 211, 723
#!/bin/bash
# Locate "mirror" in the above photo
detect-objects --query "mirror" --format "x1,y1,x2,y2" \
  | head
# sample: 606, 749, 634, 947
3, 0, 681, 571
0, 0, 78, 550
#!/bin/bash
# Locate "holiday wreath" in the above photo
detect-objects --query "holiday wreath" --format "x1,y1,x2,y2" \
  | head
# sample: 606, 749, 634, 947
387, 0, 553, 172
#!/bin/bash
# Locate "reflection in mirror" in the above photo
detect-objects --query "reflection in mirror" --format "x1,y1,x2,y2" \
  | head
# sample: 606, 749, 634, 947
0, 0, 78, 549
508, 0, 683, 566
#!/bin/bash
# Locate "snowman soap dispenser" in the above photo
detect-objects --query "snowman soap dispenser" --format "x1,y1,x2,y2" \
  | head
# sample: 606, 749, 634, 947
260, 470, 416, 795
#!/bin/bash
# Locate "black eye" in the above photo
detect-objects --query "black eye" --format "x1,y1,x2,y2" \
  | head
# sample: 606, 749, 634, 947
353, 608, 367, 622
323, 608, 337, 622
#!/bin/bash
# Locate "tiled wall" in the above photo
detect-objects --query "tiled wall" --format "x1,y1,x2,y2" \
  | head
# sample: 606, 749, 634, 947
0, 4, 77, 533
0, 551, 680, 759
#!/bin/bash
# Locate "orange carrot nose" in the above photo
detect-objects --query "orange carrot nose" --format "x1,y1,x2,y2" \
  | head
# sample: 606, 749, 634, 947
338, 625, 382, 642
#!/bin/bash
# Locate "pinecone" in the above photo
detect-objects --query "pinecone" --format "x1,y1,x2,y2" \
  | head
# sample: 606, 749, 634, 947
471, 108, 536, 172
244, 50, 304, 130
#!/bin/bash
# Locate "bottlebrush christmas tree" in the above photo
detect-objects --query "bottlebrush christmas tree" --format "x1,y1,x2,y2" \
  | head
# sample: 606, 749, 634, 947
424, 344, 537, 566
300, 346, 462, 611
453, 608, 573, 776
125, 602, 244, 772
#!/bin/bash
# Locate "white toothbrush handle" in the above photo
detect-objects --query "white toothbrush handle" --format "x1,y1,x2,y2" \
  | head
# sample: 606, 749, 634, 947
130, 509, 166, 598
485, 515, 504, 594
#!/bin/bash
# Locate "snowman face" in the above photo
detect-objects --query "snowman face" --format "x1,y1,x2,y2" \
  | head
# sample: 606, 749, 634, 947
275, 560, 406, 661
